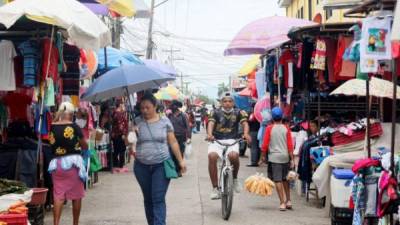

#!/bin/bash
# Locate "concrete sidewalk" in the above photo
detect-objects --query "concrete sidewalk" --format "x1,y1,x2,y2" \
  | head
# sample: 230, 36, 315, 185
44, 130, 330, 225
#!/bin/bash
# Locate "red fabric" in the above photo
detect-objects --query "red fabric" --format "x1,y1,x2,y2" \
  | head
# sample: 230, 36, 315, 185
261, 124, 293, 154
392, 41, 400, 58
79, 49, 88, 64
324, 38, 338, 83
248, 70, 256, 79
3, 92, 32, 121
352, 158, 380, 173
52, 160, 85, 201
334, 36, 356, 81
332, 123, 383, 146
41, 38, 59, 81
279, 49, 294, 88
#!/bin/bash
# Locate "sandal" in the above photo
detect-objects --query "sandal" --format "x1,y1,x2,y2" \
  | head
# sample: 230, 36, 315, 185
279, 204, 287, 211
286, 201, 293, 210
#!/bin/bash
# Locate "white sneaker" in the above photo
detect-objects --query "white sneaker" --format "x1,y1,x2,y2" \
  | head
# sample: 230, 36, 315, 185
233, 179, 242, 193
210, 187, 221, 200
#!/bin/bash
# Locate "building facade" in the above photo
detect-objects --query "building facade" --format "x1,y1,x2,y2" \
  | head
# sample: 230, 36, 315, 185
278, 0, 360, 23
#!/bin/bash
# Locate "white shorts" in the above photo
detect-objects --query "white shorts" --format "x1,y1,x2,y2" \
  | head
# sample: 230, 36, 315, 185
208, 139, 239, 159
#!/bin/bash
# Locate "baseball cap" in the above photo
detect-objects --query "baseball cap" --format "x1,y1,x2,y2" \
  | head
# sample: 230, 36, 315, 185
271, 107, 283, 120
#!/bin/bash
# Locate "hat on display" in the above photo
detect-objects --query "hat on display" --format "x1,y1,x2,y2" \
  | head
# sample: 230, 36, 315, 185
271, 107, 283, 120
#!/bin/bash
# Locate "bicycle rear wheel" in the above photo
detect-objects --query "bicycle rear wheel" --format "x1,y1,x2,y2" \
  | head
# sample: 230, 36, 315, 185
221, 169, 234, 220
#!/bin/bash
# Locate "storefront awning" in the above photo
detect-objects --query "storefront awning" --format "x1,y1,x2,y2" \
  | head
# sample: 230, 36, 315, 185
323, 0, 362, 10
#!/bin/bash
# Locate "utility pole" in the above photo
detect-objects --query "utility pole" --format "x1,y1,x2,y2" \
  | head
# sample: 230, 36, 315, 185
146, 0, 156, 59
163, 46, 184, 88
146, 0, 170, 59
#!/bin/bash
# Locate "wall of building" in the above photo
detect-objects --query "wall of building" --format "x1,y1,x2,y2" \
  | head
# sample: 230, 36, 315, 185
284, 0, 357, 23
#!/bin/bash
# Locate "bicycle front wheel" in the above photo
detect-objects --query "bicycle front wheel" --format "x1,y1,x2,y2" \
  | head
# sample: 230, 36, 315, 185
221, 169, 234, 220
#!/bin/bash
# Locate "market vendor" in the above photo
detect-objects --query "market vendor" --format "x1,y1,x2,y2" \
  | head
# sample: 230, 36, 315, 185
48, 102, 88, 225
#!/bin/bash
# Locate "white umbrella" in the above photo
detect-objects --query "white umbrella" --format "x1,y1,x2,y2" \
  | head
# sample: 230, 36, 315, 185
0, 0, 111, 50
330, 77, 400, 99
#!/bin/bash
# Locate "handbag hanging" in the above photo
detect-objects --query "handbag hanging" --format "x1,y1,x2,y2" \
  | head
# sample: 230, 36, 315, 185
144, 120, 178, 179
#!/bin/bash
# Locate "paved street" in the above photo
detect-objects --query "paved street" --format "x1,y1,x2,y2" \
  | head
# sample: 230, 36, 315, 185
45, 130, 330, 225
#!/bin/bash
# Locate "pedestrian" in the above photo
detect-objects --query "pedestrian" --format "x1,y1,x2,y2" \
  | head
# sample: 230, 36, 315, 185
261, 107, 294, 211
247, 103, 261, 167
111, 99, 128, 170
48, 102, 88, 225
194, 109, 202, 133
132, 93, 187, 225
168, 100, 191, 175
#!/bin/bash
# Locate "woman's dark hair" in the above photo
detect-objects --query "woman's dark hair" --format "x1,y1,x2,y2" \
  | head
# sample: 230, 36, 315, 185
140, 93, 158, 106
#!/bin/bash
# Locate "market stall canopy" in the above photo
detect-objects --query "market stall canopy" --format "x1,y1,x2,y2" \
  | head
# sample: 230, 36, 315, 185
143, 59, 178, 77
323, 0, 362, 9
288, 22, 356, 41
238, 55, 260, 76
81, 64, 175, 102
80, 0, 149, 18
155, 85, 183, 101
330, 77, 400, 99
344, 0, 396, 18
98, 47, 143, 72
0, 0, 111, 50
224, 16, 316, 56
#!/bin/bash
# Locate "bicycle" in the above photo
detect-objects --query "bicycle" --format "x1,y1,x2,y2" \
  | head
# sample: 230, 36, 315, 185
210, 139, 242, 220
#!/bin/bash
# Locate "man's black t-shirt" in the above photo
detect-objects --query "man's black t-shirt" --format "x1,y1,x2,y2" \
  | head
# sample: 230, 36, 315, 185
209, 108, 248, 140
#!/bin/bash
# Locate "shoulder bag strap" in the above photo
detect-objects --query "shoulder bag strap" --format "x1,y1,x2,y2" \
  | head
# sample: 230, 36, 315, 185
144, 119, 163, 153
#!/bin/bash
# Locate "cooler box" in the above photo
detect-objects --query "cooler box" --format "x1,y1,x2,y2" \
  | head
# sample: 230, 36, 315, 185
330, 169, 354, 208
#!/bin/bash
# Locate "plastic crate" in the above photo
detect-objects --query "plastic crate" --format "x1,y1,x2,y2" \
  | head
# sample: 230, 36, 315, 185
0, 213, 28, 225
330, 205, 353, 225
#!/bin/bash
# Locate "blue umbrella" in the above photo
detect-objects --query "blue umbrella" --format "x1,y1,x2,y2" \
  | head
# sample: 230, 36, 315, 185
97, 47, 143, 73
81, 64, 175, 102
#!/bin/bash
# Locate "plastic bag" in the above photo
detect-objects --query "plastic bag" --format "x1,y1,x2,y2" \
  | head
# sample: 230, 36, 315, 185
184, 144, 192, 159
127, 131, 137, 144
244, 173, 275, 197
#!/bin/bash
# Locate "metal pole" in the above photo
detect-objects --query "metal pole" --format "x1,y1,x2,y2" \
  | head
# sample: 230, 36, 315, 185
317, 72, 321, 136
366, 78, 371, 158
146, 0, 156, 59
391, 59, 397, 173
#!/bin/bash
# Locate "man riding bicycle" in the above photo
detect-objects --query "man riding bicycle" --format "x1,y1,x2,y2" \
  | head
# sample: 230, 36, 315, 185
206, 92, 251, 200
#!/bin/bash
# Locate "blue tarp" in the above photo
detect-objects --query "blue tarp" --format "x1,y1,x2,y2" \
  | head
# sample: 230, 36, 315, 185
97, 47, 143, 73
233, 93, 252, 112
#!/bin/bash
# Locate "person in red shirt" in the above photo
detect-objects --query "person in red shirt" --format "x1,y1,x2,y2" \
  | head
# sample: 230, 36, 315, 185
111, 99, 128, 170
261, 107, 294, 211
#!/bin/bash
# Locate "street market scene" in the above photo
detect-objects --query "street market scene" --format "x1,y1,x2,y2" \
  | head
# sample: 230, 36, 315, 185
0, 0, 400, 225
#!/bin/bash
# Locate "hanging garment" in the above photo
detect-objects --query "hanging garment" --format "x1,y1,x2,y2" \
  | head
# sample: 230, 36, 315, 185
279, 49, 294, 88
61, 44, 80, 96
45, 78, 55, 107
312, 39, 327, 71
18, 40, 40, 87
3, 92, 32, 122
255, 68, 266, 98
360, 16, 393, 73
41, 38, 59, 80
324, 38, 338, 83
0, 102, 8, 133
334, 36, 357, 81
0, 40, 17, 91
351, 175, 366, 225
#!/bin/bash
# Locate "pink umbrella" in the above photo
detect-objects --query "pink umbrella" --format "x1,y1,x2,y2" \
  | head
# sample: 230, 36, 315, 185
254, 95, 271, 123
224, 16, 316, 56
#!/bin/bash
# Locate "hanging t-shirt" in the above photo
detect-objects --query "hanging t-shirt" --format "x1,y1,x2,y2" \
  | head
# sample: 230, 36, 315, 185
279, 49, 294, 88
313, 39, 327, 71
0, 40, 17, 91
18, 40, 40, 87
3, 92, 32, 121
255, 68, 266, 98
45, 78, 55, 107
360, 16, 393, 73
41, 38, 59, 81
61, 43, 80, 96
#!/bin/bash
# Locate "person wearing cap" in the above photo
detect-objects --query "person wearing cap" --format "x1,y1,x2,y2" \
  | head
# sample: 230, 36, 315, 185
261, 107, 294, 211
168, 100, 191, 175
206, 92, 251, 200
48, 102, 88, 225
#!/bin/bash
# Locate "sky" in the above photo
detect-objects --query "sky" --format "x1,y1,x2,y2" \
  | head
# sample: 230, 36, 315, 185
121, 0, 285, 98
